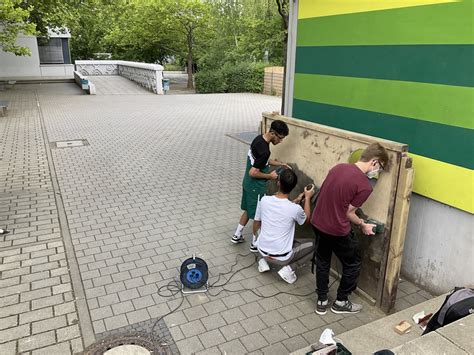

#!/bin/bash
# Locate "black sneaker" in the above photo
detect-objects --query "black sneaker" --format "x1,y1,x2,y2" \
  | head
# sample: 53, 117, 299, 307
315, 299, 328, 315
331, 299, 362, 314
249, 243, 258, 253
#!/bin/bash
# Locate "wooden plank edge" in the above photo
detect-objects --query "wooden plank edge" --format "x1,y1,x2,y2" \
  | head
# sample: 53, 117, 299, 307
375, 150, 403, 309
381, 156, 414, 313
262, 112, 408, 153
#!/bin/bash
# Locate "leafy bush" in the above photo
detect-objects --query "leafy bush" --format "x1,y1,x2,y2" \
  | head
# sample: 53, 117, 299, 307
164, 64, 184, 71
195, 70, 227, 93
195, 62, 266, 94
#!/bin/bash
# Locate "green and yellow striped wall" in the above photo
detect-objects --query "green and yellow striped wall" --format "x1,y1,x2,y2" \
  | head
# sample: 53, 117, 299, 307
293, 0, 474, 213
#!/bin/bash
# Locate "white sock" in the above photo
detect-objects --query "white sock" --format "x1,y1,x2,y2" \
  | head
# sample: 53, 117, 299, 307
252, 235, 257, 245
234, 224, 245, 237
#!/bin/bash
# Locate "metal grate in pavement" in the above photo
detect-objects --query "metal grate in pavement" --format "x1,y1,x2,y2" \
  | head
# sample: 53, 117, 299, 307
94, 318, 179, 354
51, 139, 89, 149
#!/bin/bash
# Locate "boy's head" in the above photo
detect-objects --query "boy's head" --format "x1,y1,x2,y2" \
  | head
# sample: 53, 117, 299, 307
278, 169, 298, 194
359, 143, 389, 170
269, 120, 289, 145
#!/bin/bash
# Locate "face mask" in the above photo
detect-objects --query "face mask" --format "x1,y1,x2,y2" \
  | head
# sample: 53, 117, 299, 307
366, 168, 381, 179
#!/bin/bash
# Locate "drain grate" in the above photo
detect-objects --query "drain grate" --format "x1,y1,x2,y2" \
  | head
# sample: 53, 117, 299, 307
83, 332, 171, 355
51, 139, 89, 149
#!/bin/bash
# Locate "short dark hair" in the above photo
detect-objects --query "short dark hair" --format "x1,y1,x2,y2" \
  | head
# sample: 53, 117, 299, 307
270, 120, 289, 136
279, 169, 298, 194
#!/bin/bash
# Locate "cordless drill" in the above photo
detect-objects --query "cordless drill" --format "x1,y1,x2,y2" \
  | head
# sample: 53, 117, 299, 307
364, 219, 385, 234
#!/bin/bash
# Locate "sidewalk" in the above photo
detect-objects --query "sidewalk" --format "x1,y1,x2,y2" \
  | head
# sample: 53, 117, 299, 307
0, 81, 433, 354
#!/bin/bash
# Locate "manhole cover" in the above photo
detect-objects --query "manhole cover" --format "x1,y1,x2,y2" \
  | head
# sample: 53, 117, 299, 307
105, 344, 150, 355
51, 139, 89, 149
83, 333, 171, 355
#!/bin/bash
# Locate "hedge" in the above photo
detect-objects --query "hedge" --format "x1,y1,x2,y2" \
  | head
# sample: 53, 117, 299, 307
195, 62, 266, 94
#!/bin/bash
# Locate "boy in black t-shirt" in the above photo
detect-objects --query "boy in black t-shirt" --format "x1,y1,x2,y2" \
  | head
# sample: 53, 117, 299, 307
231, 120, 290, 253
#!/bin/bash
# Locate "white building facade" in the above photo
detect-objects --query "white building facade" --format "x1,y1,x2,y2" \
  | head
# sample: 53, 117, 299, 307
0, 30, 74, 80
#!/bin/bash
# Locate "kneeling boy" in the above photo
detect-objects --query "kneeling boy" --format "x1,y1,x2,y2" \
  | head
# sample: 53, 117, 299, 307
253, 169, 314, 284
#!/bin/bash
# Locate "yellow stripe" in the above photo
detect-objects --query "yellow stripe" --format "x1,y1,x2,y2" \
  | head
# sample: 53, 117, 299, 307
410, 154, 473, 213
298, 0, 460, 19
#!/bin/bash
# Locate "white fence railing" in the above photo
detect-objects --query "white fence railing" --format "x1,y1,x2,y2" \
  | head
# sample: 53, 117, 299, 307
73, 71, 96, 95
75, 60, 164, 94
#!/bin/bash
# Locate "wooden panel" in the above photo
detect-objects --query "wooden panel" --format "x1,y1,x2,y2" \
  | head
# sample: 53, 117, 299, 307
262, 112, 410, 311
264, 68, 284, 96
381, 156, 414, 312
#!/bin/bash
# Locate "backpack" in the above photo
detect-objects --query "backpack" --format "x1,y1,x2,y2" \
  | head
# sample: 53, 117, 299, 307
423, 287, 474, 335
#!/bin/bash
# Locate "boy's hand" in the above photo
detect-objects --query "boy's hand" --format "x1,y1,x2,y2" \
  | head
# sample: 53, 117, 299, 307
361, 222, 376, 236
304, 184, 315, 198
269, 170, 278, 180
294, 192, 304, 204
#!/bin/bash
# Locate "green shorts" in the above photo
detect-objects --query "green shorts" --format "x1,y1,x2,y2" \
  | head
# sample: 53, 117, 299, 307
240, 186, 265, 219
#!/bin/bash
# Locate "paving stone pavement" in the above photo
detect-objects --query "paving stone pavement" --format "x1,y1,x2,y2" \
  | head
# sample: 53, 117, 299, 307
0, 88, 84, 354
0, 82, 433, 354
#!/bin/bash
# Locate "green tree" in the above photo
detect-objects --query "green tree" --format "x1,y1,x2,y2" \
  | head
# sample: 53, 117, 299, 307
1, 0, 82, 56
19, 0, 77, 37
67, 0, 121, 60
166, 0, 211, 88
199, 0, 285, 70
102, 0, 182, 63
0, 0, 36, 55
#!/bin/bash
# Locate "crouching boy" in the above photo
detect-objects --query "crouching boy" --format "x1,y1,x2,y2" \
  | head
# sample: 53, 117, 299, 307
253, 169, 314, 284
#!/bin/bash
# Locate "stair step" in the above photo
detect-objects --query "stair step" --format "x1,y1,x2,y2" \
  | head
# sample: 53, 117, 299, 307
392, 314, 474, 354
291, 295, 446, 355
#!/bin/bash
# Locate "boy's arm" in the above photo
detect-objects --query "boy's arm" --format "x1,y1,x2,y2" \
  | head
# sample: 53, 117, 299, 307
303, 185, 315, 224
253, 220, 261, 237
347, 204, 375, 235
268, 159, 291, 169
249, 167, 278, 180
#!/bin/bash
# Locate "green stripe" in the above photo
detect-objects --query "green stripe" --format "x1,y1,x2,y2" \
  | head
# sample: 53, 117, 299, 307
292, 99, 474, 170
297, 1, 474, 46
296, 45, 474, 87
294, 73, 474, 130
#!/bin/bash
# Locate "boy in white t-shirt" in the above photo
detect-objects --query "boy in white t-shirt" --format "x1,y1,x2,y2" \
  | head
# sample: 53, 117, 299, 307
253, 169, 315, 284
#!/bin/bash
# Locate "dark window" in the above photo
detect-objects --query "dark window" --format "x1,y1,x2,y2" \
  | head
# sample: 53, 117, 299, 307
38, 38, 70, 64
61, 38, 71, 64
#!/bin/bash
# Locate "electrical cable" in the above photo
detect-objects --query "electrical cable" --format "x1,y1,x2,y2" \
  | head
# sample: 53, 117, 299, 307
150, 279, 184, 333
208, 253, 314, 298
150, 250, 343, 334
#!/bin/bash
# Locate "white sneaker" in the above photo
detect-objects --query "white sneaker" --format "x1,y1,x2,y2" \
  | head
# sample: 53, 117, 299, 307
231, 234, 244, 244
258, 258, 270, 273
278, 265, 297, 284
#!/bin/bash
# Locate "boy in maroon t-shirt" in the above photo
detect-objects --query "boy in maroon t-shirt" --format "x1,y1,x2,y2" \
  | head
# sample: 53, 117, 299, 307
312, 143, 389, 315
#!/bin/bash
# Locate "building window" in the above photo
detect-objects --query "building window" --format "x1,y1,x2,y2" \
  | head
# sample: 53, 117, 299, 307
37, 38, 71, 64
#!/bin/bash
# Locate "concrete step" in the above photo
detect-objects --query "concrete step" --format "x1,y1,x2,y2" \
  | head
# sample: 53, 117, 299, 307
291, 295, 447, 355
1, 78, 74, 84
392, 313, 473, 354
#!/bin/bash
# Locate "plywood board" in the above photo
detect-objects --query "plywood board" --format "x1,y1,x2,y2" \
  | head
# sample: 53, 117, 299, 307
262, 112, 411, 310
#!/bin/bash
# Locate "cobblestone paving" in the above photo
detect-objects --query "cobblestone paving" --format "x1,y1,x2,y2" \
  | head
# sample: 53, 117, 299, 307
0, 82, 433, 354
0, 88, 84, 354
